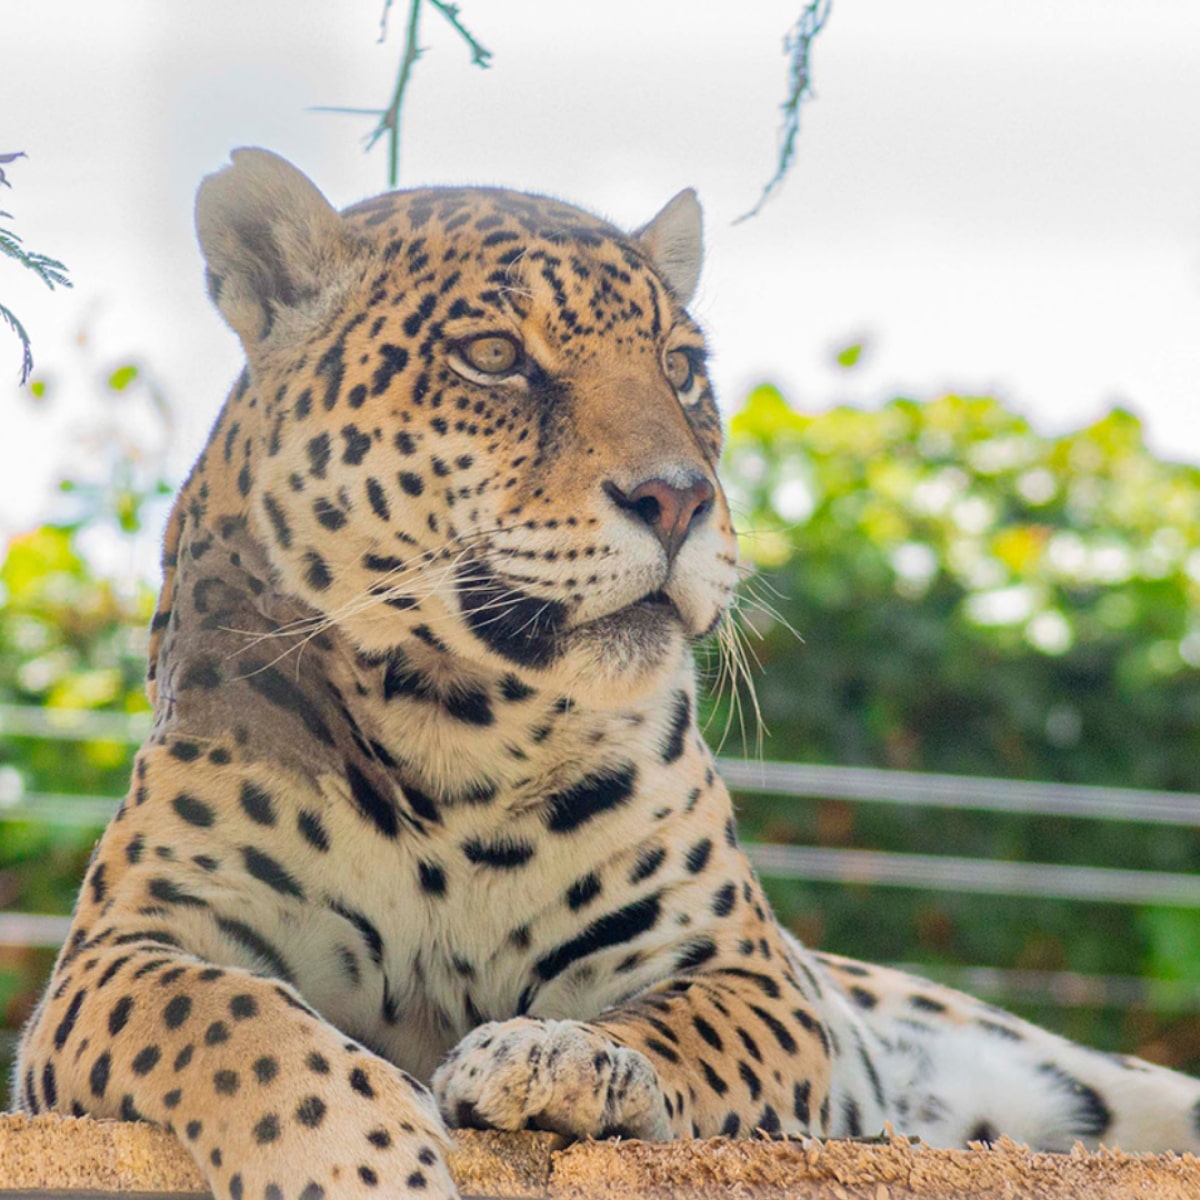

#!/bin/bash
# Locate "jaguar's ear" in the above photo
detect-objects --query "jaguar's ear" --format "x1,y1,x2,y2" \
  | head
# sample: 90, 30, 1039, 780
634, 188, 703, 308
195, 148, 364, 348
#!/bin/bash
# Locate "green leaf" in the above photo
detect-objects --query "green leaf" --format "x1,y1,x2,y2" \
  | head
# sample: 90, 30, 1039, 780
115, 491, 140, 534
28, 379, 45, 398
729, 384, 806, 442
107, 365, 138, 391
835, 342, 863, 369
1140, 908, 1200, 982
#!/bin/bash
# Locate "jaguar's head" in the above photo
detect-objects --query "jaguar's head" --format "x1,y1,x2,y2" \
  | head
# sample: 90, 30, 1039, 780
194, 149, 738, 705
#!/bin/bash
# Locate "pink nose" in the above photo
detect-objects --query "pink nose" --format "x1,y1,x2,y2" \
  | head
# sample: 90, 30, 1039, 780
604, 475, 715, 561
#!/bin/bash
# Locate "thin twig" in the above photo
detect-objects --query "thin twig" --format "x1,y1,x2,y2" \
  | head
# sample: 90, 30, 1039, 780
0, 302, 33, 384
427, 1, 492, 67
379, 0, 396, 41
0, 151, 27, 189
309, 106, 386, 117
371, 0, 423, 188
735, 0, 833, 224
322, 1, 492, 188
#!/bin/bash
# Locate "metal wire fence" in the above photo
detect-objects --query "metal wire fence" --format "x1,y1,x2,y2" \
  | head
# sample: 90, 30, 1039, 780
2, 705, 1199, 1011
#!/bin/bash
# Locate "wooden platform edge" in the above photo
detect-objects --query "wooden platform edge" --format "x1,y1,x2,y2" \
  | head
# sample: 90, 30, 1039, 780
2, 1113, 1199, 1199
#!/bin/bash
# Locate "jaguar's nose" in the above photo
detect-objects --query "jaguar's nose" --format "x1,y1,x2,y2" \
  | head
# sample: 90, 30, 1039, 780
604, 474, 715, 562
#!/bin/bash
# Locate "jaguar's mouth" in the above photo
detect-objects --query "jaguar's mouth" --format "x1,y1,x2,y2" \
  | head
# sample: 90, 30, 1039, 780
567, 586, 684, 641
632, 589, 680, 617
565, 587, 687, 674
454, 559, 697, 671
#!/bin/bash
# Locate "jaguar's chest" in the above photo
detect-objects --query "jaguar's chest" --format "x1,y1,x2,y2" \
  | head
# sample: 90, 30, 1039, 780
237, 737, 710, 1080
148, 544, 718, 1077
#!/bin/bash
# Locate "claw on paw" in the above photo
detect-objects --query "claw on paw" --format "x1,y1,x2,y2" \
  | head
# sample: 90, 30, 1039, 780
433, 1018, 670, 1142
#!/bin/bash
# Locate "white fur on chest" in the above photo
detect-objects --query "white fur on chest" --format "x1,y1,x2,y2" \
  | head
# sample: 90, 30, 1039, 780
256, 702, 707, 1080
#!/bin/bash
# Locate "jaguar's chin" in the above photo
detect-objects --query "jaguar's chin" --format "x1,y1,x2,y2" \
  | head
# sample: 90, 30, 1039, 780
556, 586, 725, 681
605, 586, 728, 647
555, 586, 713, 687
578, 592, 682, 645
562, 607, 683, 692
451, 560, 717, 699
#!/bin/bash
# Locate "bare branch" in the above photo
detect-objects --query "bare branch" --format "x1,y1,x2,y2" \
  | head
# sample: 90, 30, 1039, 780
318, 2, 492, 188
0, 301, 33, 385
379, 0, 396, 42
374, 0, 425, 187
308, 106, 387, 117
735, 0, 833, 224
427, 1, 492, 68
0, 150, 27, 189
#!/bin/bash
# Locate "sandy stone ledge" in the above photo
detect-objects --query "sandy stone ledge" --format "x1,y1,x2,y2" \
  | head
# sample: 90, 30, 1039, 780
2, 1113, 1199, 1198
553, 1134, 1200, 1199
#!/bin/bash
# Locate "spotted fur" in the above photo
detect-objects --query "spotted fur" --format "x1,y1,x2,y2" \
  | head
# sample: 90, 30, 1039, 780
16, 149, 1200, 1200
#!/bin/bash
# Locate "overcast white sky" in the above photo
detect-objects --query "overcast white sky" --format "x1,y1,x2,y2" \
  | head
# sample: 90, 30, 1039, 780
4, 0, 1200, 568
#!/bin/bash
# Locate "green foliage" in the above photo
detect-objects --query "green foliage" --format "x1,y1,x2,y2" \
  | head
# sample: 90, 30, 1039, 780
716, 384, 1200, 1070
723, 385, 1200, 782
0, 152, 73, 384
0, 515, 155, 844
107, 364, 138, 391
833, 341, 863, 369
1, 526, 151, 718
0, 360, 168, 729
0, 522, 151, 1073
0, 361, 167, 1090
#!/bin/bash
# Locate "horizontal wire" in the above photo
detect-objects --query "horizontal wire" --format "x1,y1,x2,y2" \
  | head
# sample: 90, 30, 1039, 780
746, 842, 1200, 906
4, 707, 1198, 1009
721, 758, 1200, 826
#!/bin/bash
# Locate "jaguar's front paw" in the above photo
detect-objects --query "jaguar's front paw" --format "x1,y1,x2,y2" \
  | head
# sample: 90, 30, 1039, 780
432, 1018, 670, 1141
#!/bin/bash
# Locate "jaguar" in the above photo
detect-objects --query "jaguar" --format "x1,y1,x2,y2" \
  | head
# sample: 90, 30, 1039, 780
15, 149, 1200, 1200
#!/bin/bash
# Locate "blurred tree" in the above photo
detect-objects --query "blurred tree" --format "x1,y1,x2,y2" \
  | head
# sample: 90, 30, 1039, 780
715, 382, 1200, 1071
0, 360, 167, 1081
722, 384, 1200, 786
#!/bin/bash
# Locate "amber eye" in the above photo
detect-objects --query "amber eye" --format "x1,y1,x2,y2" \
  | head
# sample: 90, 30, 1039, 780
461, 334, 521, 375
664, 348, 693, 391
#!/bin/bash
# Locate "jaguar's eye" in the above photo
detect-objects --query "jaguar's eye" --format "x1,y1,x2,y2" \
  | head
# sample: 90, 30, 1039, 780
664, 348, 693, 391
460, 334, 521, 375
